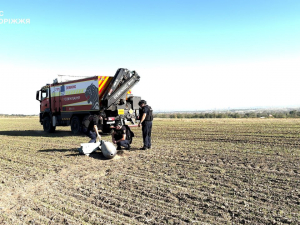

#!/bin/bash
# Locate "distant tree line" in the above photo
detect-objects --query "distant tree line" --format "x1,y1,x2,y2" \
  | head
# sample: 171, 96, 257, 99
153, 110, 300, 119
0, 114, 37, 117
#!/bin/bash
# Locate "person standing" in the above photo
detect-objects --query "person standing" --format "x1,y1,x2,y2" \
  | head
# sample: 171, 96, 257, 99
82, 114, 101, 143
138, 100, 153, 150
112, 121, 131, 150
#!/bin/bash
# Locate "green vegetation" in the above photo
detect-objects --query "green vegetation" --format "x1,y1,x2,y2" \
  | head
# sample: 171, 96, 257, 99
155, 109, 300, 119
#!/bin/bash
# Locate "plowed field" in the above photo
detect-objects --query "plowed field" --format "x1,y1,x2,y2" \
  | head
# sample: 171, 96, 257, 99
0, 117, 299, 224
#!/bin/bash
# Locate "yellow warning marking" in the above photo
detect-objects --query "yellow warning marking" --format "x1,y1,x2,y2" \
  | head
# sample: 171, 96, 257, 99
98, 76, 109, 93
118, 109, 124, 115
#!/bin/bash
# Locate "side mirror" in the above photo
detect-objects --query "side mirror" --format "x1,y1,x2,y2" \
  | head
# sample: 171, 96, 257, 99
36, 90, 41, 101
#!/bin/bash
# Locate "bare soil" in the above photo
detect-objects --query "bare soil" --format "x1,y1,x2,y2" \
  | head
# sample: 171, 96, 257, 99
0, 118, 299, 224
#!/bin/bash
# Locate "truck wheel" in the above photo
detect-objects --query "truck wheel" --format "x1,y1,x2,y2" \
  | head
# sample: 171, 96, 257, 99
43, 116, 56, 133
71, 116, 81, 135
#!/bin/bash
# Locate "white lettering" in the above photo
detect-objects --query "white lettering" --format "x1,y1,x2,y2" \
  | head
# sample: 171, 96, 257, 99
0, 17, 30, 25
63, 96, 80, 101
0, 11, 3, 16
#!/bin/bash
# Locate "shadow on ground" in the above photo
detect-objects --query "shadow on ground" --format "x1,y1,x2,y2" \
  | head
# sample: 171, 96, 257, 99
0, 130, 74, 137
38, 148, 79, 153
0, 130, 112, 138
75, 149, 131, 160
37, 144, 135, 160
38, 148, 113, 160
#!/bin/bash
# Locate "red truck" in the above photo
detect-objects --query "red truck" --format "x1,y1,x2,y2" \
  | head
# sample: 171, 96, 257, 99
36, 68, 141, 134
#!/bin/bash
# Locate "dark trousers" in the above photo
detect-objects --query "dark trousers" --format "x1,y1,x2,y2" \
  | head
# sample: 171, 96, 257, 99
142, 121, 152, 148
82, 127, 97, 143
117, 140, 130, 148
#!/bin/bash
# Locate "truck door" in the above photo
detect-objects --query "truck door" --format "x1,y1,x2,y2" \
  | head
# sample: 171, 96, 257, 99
40, 88, 50, 112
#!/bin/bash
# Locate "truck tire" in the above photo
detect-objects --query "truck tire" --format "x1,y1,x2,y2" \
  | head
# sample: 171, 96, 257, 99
43, 116, 56, 133
71, 116, 81, 135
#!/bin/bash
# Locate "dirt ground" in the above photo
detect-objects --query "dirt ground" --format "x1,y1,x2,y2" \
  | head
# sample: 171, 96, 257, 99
0, 117, 299, 224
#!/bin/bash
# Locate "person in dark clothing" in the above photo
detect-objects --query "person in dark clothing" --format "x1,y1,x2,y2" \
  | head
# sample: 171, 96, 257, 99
82, 114, 101, 143
138, 100, 153, 150
112, 121, 131, 150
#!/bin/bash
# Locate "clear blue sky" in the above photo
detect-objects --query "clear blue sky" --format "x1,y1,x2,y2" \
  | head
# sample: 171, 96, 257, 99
1, 0, 300, 114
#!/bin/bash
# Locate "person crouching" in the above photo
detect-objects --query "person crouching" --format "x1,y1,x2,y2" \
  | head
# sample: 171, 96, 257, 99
82, 114, 101, 143
112, 121, 131, 150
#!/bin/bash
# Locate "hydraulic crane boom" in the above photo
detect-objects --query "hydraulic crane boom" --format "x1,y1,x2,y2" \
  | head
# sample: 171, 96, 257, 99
101, 69, 140, 110
103, 68, 131, 98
